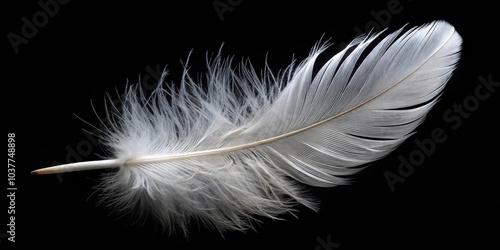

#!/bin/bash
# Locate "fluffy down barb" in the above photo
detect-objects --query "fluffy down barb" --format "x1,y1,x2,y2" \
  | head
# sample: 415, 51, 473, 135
97, 51, 317, 234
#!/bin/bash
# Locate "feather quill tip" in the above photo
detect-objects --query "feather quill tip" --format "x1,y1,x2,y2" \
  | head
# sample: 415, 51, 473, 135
31, 168, 50, 175
32, 159, 122, 175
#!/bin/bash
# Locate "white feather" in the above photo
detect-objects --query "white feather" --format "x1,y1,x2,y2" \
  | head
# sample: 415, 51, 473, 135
33, 21, 462, 235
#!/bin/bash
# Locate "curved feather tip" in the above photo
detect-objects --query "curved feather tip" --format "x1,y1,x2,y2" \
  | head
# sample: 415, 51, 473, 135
33, 21, 462, 235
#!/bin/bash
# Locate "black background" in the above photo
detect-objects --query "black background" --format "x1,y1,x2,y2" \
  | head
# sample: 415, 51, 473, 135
4, 0, 499, 249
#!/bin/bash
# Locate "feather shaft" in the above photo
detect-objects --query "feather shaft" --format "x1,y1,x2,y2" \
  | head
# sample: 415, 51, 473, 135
31, 159, 121, 175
